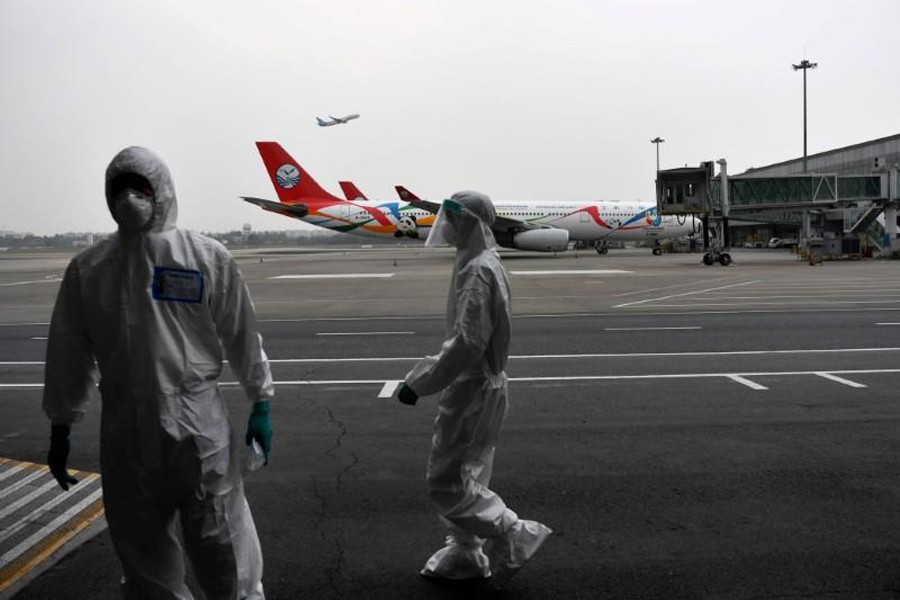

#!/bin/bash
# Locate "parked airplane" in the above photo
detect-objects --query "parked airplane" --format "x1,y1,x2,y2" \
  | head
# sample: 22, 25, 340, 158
316, 114, 360, 127
243, 141, 696, 253
393, 186, 696, 254
243, 142, 432, 239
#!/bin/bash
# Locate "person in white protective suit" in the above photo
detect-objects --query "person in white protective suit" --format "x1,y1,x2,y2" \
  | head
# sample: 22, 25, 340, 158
395, 191, 552, 590
43, 146, 274, 600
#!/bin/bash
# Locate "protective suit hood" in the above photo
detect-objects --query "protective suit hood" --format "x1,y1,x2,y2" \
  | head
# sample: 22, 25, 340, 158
105, 146, 178, 233
427, 191, 498, 266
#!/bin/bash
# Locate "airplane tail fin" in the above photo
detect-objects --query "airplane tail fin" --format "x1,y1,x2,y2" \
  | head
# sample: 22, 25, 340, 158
255, 141, 343, 204
316, 117, 328, 126
394, 185, 421, 201
339, 181, 367, 201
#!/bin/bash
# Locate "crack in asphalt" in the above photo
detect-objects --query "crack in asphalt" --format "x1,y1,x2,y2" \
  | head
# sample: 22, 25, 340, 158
306, 387, 359, 599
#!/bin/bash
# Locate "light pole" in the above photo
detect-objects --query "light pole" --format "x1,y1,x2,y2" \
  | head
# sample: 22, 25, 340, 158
651, 137, 665, 171
792, 58, 817, 172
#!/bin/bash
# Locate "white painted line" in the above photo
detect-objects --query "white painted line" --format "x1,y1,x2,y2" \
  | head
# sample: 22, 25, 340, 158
316, 331, 415, 337
726, 375, 768, 390
510, 269, 632, 276
0, 479, 58, 520
379, 381, 402, 398
613, 281, 759, 308
648, 299, 900, 308
0, 464, 25, 483
815, 372, 867, 388
613, 276, 753, 298
876, 323, 900, 326
604, 326, 701, 331
270, 273, 395, 279
0, 468, 48, 500
0, 485, 103, 566
0, 279, 61, 288
0, 473, 100, 547
5, 366, 897, 392
30, 337, 48, 341
5, 346, 900, 370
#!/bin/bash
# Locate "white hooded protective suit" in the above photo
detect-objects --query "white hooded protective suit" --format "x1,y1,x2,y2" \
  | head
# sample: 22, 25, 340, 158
406, 191, 520, 578
43, 146, 273, 600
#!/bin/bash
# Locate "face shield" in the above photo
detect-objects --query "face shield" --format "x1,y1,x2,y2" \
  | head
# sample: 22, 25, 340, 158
425, 199, 469, 248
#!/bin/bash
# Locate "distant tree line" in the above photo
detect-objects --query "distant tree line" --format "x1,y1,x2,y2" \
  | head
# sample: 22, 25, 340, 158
0, 228, 409, 251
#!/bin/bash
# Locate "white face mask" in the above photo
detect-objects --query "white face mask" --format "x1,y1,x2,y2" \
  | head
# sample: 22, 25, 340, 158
114, 189, 154, 233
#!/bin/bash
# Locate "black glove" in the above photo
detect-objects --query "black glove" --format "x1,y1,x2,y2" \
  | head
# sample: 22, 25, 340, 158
48, 425, 78, 491
397, 382, 418, 406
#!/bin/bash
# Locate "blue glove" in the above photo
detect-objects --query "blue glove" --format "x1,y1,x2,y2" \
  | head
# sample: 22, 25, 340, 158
397, 382, 418, 406
245, 400, 272, 465
48, 425, 78, 491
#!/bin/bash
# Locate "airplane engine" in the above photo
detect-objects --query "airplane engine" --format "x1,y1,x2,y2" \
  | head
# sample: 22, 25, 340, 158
511, 229, 569, 252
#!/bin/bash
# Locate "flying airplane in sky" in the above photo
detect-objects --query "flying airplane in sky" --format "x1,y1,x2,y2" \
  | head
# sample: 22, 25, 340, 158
242, 141, 696, 253
316, 114, 360, 127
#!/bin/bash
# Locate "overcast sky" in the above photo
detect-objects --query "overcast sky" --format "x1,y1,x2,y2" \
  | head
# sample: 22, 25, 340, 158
2, 0, 899, 235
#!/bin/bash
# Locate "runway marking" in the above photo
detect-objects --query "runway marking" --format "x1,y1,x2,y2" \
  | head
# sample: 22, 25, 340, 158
877, 323, 900, 326
29, 337, 47, 341
510, 269, 632, 276
0, 459, 105, 596
270, 273, 395, 279
4, 347, 900, 371
604, 326, 701, 331
815, 372, 867, 388
3, 368, 898, 393
613, 276, 740, 298
727, 375, 768, 390
316, 331, 415, 337
213, 368, 900, 394
379, 380, 402, 398
0, 279, 61, 288
648, 299, 900, 308
613, 281, 759, 308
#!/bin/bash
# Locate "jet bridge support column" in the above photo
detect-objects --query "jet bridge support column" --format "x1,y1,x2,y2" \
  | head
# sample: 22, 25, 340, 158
718, 159, 731, 250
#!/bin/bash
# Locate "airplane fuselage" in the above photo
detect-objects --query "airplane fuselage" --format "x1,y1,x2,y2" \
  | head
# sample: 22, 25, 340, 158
288, 198, 694, 243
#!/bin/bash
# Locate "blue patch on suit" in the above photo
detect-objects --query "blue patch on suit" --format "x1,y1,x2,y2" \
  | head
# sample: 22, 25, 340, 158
152, 267, 204, 303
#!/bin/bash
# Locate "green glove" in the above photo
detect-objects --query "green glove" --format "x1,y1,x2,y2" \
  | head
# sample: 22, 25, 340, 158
48, 424, 78, 491
397, 382, 418, 406
245, 400, 272, 465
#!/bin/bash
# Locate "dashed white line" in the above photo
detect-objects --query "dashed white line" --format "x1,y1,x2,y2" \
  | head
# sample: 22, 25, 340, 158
604, 326, 701, 331
726, 374, 768, 390
270, 273, 395, 279
510, 269, 633, 276
815, 372, 867, 388
316, 331, 414, 337
379, 381, 402, 398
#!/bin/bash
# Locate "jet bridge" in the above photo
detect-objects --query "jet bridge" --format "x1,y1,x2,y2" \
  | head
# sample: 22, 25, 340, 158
657, 161, 898, 264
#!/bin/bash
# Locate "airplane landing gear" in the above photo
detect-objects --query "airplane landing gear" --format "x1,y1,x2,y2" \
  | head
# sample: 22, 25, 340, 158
702, 246, 732, 266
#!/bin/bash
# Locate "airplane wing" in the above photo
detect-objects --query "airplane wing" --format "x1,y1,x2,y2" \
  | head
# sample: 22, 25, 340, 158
241, 196, 309, 218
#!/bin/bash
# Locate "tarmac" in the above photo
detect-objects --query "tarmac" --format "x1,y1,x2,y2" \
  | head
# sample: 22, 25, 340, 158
3, 245, 900, 599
